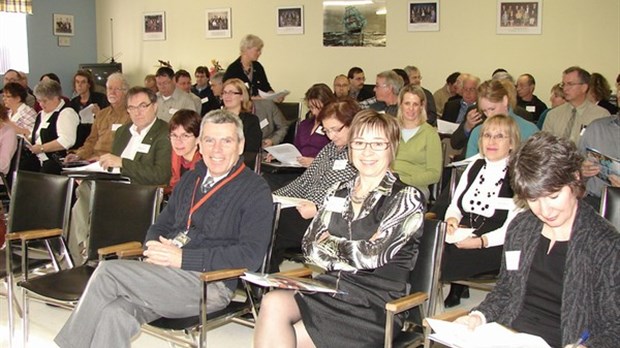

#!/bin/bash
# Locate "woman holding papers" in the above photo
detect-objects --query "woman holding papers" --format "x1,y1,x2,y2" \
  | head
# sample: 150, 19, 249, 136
457, 132, 620, 348
2, 82, 37, 137
392, 84, 442, 201
255, 110, 425, 348
269, 98, 358, 272
294, 83, 335, 166
222, 78, 262, 169
167, 109, 202, 193
442, 115, 521, 308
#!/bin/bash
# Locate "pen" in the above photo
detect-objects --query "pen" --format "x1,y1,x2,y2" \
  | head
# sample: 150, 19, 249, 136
571, 329, 589, 348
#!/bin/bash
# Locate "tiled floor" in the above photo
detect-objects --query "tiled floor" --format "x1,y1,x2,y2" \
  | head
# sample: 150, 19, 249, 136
0, 264, 488, 348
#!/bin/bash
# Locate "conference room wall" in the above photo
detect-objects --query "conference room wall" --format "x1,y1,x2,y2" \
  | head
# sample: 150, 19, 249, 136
95, 0, 619, 104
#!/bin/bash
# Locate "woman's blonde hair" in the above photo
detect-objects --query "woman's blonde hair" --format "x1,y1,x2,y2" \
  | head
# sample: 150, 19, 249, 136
240, 34, 264, 54
396, 84, 427, 127
477, 79, 516, 110
223, 78, 252, 113
477, 115, 521, 158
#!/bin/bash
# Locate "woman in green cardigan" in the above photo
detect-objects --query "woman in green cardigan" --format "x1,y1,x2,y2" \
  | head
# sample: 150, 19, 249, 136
393, 84, 442, 201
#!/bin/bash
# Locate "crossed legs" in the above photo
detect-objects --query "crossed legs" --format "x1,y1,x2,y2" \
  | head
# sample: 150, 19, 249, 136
254, 290, 315, 348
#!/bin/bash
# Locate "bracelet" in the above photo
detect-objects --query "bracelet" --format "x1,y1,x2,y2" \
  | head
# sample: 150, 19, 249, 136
40, 144, 45, 153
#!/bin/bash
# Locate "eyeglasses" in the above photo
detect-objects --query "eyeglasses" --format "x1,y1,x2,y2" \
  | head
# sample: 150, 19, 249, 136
482, 133, 508, 141
127, 103, 152, 113
559, 82, 584, 89
106, 87, 126, 93
222, 90, 242, 96
350, 141, 390, 151
375, 84, 388, 89
322, 124, 345, 136
170, 133, 196, 141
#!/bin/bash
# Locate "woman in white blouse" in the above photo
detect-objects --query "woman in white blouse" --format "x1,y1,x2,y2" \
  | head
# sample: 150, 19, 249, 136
442, 115, 522, 307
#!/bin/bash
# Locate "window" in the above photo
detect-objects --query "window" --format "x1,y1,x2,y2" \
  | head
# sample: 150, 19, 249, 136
0, 12, 29, 74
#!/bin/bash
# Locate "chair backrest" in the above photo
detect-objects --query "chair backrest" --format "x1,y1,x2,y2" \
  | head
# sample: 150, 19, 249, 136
86, 181, 163, 261
7, 171, 73, 234
260, 202, 282, 274
276, 102, 301, 144
600, 186, 620, 231
408, 219, 446, 316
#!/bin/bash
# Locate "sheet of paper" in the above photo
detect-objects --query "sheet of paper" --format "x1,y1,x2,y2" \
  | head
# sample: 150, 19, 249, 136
445, 227, 476, 244
426, 319, 551, 348
241, 272, 343, 294
272, 195, 312, 209
258, 89, 290, 100
448, 153, 481, 167
264, 143, 302, 166
79, 104, 95, 124
437, 119, 460, 135
62, 161, 121, 174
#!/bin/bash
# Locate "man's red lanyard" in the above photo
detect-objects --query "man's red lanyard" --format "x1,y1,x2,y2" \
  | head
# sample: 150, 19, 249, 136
185, 163, 246, 231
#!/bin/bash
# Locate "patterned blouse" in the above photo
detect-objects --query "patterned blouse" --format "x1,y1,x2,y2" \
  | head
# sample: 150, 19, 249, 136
302, 171, 424, 272
8, 103, 37, 135
274, 142, 357, 205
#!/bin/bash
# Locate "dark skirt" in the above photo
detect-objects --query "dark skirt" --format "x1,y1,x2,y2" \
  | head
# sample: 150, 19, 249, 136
295, 271, 407, 348
441, 244, 502, 281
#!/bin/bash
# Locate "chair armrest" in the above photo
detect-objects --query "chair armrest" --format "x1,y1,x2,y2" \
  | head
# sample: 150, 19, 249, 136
424, 212, 437, 220
98, 241, 143, 257
201, 268, 248, 283
116, 248, 145, 259
6, 228, 63, 241
385, 291, 428, 314
275, 267, 312, 278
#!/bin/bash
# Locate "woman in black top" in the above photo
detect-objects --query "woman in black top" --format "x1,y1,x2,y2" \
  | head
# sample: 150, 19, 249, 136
221, 78, 262, 169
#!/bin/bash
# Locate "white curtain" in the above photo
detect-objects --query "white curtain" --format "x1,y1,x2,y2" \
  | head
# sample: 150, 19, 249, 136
0, 12, 29, 74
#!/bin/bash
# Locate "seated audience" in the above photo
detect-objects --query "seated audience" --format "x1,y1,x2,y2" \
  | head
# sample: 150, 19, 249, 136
465, 79, 538, 157
154, 67, 199, 122
1, 69, 36, 108
269, 99, 359, 272
255, 110, 425, 348
144, 74, 158, 93
35, 73, 72, 112
588, 72, 618, 115
456, 132, 620, 348
333, 74, 350, 99
347, 66, 374, 101
2, 82, 37, 137
252, 99, 289, 147
67, 86, 172, 264
442, 115, 521, 307
516, 73, 548, 123
221, 78, 262, 169
404, 65, 438, 125
168, 109, 202, 193
579, 86, 620, 209
433, 71, 460, 116
294, 83, 334, 166
174, 69, 202, 113
537, 83, 566, 129
392, 85, 442, 201
191, 66, 218, 116
69, 69, 109, 115
442, 73, 479, 124
208, 71, 225, 110
0, 104, 17, 175
64, 72, 130, 163
224, 34, 281, 100
21, 79, 79, 174
56, 110, 273, 348
542, 66, 609, 144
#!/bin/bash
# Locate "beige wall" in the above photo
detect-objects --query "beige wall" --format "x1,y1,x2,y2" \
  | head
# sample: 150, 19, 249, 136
96, 0, 620, 107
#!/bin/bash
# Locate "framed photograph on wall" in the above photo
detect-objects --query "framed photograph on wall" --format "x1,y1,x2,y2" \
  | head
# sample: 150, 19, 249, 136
53, 14, 74, 36
408, 1, 439, 32
277, 6, 304, 35
497, 0, 542, 34
323, 1, 386, 47
143, 11, 166, 40
206, 8, 232, 39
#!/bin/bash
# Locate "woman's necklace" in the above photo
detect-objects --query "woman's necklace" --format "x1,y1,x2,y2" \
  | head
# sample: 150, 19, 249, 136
350, 179, 370, 204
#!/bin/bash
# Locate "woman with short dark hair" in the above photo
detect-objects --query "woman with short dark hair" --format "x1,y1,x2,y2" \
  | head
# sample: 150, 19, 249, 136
168, 109, 202, 192
2, 82, 37, 137
456, 131, 620, 348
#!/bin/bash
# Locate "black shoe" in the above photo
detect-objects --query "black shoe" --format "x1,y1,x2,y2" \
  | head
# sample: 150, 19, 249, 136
444, 284, 468, 308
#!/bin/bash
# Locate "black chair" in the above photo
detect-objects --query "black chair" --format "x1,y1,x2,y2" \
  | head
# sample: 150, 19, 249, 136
16, 180, 162, 345
141, 203, 281, 348
276, 102, 301, 145
600, 186, 620, 230
3, 171, 75, 347
384, 219, 447, 348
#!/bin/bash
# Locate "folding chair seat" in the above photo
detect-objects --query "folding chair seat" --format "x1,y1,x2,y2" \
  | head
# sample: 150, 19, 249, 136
16, 180, 162, 345
384, 219, 447, 348
141, 203, 281, 348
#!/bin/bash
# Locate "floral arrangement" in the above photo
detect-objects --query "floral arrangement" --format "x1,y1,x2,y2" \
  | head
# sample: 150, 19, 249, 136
210, 59, 224, 76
